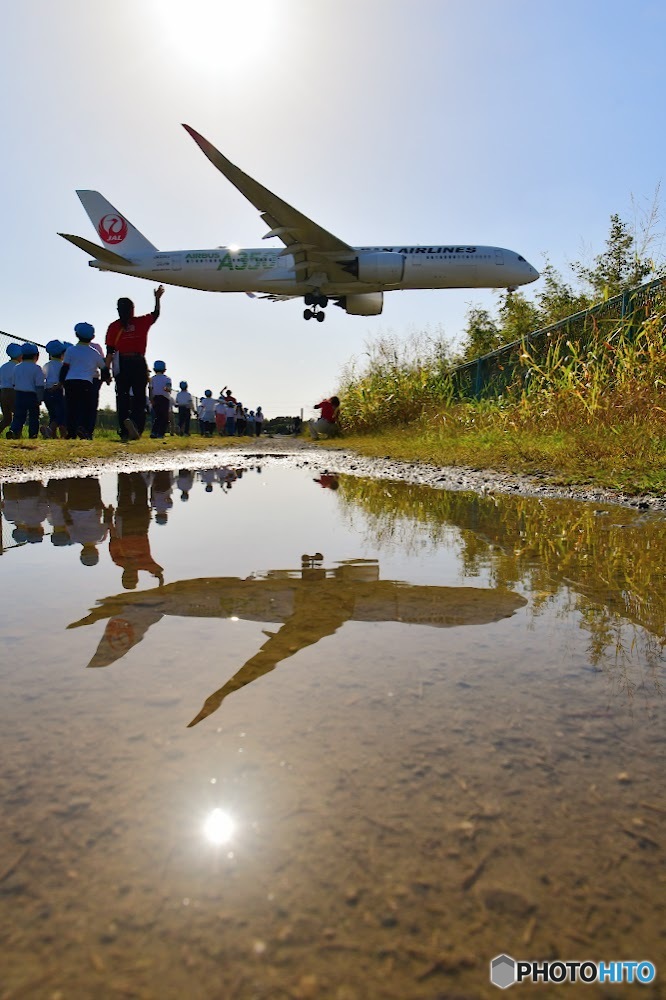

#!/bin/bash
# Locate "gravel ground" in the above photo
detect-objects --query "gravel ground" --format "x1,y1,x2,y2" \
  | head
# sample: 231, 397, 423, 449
2, 436, 665, 512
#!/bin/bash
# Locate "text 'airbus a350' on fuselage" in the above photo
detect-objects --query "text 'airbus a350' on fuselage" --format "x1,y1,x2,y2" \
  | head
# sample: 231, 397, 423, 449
59, 124, 539, 322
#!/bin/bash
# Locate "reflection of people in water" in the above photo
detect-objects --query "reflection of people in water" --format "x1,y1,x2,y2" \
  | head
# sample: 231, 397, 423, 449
2, 483, 23, 540
150, 470, 173, 525
313, 474, 339, 490
62, 476, 112, 565
70, 557, 526, 726
177, 469, 193, 501
200, 468, 217, 493
4, 481, 48, 544
45, 479, 73, 547
110, 472, 164, 589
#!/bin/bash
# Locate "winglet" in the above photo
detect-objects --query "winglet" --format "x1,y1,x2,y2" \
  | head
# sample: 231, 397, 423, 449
182, 124, 247, 187
182, 123, 219, 160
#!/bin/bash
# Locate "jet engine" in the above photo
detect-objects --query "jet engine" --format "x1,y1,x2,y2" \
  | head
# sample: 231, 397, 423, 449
336, 292, 384, 316
340, 252, 405, 284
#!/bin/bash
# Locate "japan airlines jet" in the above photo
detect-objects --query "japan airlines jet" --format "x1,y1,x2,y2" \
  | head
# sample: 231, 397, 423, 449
59, 125, 539, 322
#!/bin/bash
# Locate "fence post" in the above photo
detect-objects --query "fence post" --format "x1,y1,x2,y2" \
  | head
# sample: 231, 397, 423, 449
474, 358, 483, 399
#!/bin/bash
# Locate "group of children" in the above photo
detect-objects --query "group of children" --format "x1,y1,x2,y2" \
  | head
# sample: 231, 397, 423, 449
151, 364, 266, 439
0, 326, 109, 440
191, 386, 265, 438
0, 334, 267, 441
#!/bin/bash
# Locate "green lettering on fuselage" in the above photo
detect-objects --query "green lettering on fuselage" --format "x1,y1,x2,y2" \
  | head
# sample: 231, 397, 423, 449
216, 252, 277, 271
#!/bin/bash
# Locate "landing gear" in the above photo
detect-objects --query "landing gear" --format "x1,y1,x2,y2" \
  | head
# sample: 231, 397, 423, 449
303, 292, 328, 321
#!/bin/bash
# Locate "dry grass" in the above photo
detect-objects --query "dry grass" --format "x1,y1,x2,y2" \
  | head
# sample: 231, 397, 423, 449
0, 432, 254, 472
335, 307, 666, 494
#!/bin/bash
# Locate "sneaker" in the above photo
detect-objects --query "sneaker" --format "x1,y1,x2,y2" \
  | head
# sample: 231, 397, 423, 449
6, 430, 15, 439
40, 426, 52, 438
123, 418, 140, 440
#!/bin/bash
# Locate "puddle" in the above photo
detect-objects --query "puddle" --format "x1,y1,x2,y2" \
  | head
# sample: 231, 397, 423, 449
0, 463, 664, 999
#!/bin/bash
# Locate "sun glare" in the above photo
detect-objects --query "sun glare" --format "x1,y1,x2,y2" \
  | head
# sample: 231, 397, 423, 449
156, 0, 277, 76
203, 808, 235, 846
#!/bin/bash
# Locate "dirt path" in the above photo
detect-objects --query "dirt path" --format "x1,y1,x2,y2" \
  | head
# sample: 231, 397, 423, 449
2, 436, 664, 512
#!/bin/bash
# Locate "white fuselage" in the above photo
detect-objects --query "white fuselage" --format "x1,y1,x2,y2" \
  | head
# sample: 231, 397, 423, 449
90, 244, 539, 295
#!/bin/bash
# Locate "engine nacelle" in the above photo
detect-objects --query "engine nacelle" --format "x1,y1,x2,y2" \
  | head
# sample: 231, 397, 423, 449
341, 252, 405, 284
338, 292, 384, 316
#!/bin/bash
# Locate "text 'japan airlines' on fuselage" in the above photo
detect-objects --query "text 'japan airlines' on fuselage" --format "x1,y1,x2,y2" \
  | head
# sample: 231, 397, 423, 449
59, 125, 539, 322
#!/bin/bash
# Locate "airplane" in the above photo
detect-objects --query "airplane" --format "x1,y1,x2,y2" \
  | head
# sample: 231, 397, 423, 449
59, 124, 540, 323
69, 559, 526, 728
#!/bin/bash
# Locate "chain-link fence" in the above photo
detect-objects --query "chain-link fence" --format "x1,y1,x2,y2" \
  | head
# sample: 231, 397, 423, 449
0, 330, 47, 358
449, 276, 665, 400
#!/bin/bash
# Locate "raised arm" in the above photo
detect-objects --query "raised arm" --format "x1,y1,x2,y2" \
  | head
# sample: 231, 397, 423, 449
152, 285, 165, 322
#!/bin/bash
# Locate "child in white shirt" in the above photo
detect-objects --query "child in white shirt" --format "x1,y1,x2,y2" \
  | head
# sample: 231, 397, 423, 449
199, 390, 217, 436
43, 339, 67, 438
175, 381, 194, 436
0, 343, 22, 435
149, 360, 172, 439
7, 343, 45, 439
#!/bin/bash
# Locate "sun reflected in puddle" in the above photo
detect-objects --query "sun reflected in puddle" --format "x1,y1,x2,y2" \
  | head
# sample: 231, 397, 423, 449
203, 807, 235, 846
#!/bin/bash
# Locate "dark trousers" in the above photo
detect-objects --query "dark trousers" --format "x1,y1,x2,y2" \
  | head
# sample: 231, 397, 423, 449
151, 395, 170, 437
86, 378, 101, 436
64, 380, 94, 438
44, 386, 66, 429
255, 421, 263, 436
115, 354, 148, 435
178, 406, 191, 435
10, 390, 40, 437
0, 387, 16, 433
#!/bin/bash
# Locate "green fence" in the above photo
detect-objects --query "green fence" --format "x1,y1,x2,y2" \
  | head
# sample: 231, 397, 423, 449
449, 276, 665, 400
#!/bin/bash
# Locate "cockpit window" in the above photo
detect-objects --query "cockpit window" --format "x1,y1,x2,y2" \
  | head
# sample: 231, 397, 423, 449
517, 255, 525, 261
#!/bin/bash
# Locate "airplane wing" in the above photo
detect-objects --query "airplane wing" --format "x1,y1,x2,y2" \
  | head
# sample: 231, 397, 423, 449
58, 233, 133, 266
183, 125, 358, 286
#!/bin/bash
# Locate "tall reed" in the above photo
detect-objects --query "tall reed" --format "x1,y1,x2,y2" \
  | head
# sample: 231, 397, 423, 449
339, 298, 666, 439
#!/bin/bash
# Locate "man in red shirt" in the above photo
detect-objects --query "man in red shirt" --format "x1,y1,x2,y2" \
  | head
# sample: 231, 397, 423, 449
310, 395, 340, 439
105, 285, 164, 439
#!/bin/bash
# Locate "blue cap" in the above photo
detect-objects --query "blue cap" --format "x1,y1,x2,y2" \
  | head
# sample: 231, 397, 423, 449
21, 342, 39, 357
179, 380, 188, 390
74, 322, 95, 341
204, 389, 212, 397
6, 343, 22, 359
45, 339, 65, 356
153, 360, 166, 373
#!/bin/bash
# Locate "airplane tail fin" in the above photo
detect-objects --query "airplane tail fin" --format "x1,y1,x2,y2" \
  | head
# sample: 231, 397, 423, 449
58, 232, 133, 266
76, 190, 158, 255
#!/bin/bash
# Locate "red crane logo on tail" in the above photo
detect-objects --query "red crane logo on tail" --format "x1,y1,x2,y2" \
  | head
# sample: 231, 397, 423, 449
98, 214, 128, 245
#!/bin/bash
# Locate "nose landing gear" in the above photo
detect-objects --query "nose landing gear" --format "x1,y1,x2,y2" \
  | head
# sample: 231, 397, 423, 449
303, 292, 328, 322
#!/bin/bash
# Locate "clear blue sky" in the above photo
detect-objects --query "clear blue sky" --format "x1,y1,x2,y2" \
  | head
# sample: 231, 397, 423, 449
1, 0, 664, 417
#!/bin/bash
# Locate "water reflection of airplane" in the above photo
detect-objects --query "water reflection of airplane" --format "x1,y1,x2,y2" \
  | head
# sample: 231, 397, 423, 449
69, 559, 526, 728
